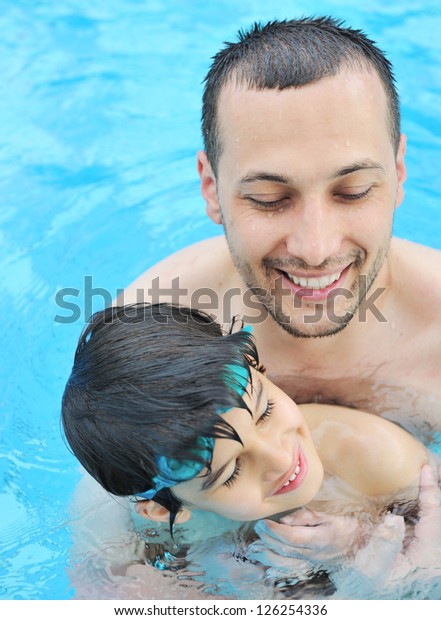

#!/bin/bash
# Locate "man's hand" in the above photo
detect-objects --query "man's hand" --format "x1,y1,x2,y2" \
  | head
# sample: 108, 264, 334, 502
391, 463, 441, 574
340, 463, 441, 597
251, 464, 441, 596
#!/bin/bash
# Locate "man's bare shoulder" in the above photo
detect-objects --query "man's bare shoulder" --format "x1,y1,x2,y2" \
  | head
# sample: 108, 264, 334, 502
119, 236, 235, 305
391, 238, 441, 307
392, 237, 441, 278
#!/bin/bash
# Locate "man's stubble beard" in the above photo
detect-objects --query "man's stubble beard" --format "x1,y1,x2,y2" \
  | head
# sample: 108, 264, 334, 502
223, 225, 392, 339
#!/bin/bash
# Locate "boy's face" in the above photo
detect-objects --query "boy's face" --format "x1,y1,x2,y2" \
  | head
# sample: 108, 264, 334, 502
172, 369, 324, 521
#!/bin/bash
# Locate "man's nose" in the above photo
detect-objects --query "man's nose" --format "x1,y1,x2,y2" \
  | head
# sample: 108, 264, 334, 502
284, 196, 342, 267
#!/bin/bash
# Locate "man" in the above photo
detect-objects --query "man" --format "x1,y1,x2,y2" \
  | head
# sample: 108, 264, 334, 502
119, 17, 441, 580
123, 17, 441, 439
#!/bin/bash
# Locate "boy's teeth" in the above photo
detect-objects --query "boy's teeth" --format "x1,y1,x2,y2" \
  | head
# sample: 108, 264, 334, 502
286, 271, 341, 289
283, 461, 300, 486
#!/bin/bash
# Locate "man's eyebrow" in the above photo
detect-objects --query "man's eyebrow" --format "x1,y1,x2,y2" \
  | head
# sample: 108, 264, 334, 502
200, 374, 264, 492
237, 161, 385, 188
332, 159, 386, 178
238, 172, 293, 186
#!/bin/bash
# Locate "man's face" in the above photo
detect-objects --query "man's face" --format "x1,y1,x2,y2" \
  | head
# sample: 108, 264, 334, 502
199, 68, 406, 337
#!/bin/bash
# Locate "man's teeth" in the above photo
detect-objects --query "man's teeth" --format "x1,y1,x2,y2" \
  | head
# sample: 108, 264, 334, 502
283, 462, 301, 487
286, 271, 341, 289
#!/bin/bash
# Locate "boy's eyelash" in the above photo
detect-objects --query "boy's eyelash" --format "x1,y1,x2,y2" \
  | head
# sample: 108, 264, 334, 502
221, 397, 274, 489
222, 389, 274, 490
223, 462, 241, 488
259, 399, 275, 423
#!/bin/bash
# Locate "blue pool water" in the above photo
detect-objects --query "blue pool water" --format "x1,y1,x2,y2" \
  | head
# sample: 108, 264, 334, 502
1, 0, 440, 600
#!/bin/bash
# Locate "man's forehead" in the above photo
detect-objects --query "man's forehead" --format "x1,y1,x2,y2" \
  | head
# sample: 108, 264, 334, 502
218, 65, 385, 111
215, 67, 391, 161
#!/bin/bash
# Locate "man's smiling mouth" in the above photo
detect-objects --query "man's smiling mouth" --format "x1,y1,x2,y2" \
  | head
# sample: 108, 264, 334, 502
284, 271, 342, 290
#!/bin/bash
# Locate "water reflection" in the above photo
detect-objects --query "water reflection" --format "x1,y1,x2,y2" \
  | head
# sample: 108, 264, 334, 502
69, 459, 441, 600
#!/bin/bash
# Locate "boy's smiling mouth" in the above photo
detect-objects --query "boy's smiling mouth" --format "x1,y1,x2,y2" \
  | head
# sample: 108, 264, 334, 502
273, 449, 308, 495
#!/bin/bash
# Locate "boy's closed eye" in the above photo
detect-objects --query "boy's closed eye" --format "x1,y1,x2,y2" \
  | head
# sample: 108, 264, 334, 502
222, 387, 276, 489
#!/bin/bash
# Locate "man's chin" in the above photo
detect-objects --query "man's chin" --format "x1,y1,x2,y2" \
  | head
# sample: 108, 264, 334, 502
269, 308, 354, 339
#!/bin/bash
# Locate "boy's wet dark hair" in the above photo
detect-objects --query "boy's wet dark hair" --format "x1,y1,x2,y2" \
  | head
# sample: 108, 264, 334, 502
61, 303, 258, 528
202, 16, 400, 174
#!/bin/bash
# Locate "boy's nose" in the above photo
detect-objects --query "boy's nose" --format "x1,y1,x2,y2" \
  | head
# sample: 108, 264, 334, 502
258, 440, 294, 482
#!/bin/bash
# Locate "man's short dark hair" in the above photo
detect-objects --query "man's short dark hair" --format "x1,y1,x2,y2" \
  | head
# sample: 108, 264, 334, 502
202, 17, 400, 174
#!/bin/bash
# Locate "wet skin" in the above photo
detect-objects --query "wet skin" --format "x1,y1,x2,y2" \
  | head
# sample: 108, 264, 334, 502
200, 67, 406, 338
122, 68, 441, 435
173, 369, 324, 521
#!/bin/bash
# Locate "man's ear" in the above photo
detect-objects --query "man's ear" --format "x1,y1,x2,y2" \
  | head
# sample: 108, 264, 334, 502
197, 150, 222, 225
134, 500, 192, 524
395, 133, 407, 209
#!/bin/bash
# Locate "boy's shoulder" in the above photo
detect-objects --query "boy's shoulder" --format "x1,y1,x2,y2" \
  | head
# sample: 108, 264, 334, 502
300, 403, 427, 496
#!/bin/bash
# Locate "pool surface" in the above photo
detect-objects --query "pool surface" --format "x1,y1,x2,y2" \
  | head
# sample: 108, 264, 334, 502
0, 0, 440, 600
